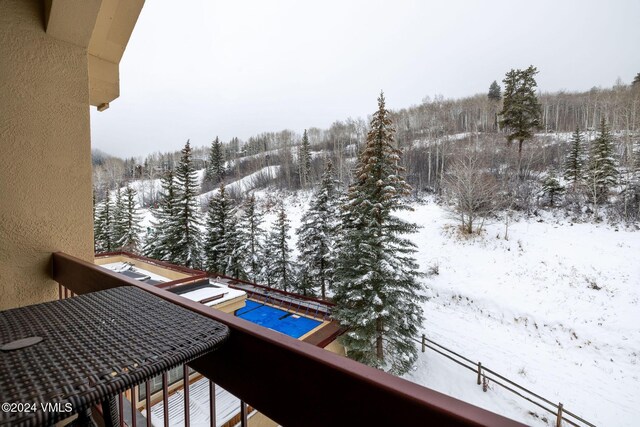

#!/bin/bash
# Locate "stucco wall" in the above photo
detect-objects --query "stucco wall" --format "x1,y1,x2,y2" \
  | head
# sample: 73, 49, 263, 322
0, 0, 94, 309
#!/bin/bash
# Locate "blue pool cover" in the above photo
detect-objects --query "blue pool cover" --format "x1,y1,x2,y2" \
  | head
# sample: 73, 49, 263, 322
236, 300, 322, 339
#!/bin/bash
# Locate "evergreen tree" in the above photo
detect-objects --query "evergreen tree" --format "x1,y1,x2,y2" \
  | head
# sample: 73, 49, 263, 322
488, 80, 502, 131
587, 119, 618, 202
94, 188, 113, 253
333, 92, 425, 375
499, 66, 542, 156
296, 160, 341, 299
632, 72, 640, 87
269, 205, 295, 292
225, 215, 246, 280
111, 187, 126, 249
299, 129, 312, 188
203, 137, 225, 191
488, 80, 502, 101
542, 175, 565, 205
634, 140, 640, 179
564, 127, 585, 189
204, 184, 236, 275
116, 185, 143, 252
145, 170, 179, 261
173, 140, 203, 268
238, 193, 266, 283
259, 233, 277, 288
629, 140, 640, 214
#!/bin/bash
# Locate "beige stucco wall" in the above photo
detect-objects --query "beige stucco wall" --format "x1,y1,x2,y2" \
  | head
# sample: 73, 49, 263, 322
0, 0, 94, 309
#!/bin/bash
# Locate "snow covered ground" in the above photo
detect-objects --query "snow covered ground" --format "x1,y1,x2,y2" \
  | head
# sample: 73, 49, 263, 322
271, 196, 639, 426
197, 166, 280, 205
396, 203, 639, 426
138, 188, 638, 426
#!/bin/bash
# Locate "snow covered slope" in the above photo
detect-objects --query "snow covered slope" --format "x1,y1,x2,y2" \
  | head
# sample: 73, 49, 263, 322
197, 166, 280, 204
398, 203, 639, 426
273, 196, 639, 426
138, 184, 638, 426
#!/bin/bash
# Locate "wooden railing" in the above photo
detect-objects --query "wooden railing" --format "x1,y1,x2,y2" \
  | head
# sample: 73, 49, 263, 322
413, 335, 595, 427
52, 252, 525, 427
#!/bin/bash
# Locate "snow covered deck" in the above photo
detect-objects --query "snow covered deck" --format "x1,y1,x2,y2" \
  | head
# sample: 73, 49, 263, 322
97, 260, 247, 314
147, 378, 243, 427
99, 261, 170, 285
172, 279, 247, 313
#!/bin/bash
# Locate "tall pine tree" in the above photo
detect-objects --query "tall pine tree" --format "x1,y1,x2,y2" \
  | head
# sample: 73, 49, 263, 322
499, 65, 542, 157
94, 187, 113, 253
204, 184, 237, 276
268, 205, 295, 292
299, 129, 312, 188
259, 233, 277, 288
488, 80, 502, 101
111, 187, 126, 250
238, 193, 266, 283
564, 127, 585, 190
334, 92, 425, 375
587, 118, 618, 202
116, 185, 143, 253
203, 136, 225, 191
173, 140, 203, 268
145, 170, 180, 261
296, 160, 341, 299
225, 215, 246, 280
488, 80, 502, 131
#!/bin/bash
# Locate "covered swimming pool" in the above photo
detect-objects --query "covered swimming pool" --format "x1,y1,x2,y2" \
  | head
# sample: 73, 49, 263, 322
235, 300, 322, 339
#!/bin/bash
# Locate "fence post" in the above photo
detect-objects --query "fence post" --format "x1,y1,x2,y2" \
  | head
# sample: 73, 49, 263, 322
556, 402, 563, 427
477, 362, 482, 385
421, 334, 426, 353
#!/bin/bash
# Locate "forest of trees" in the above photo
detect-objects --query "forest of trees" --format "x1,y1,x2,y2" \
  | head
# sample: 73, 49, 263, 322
92, 70, 640, 374
94, 75, 639, 211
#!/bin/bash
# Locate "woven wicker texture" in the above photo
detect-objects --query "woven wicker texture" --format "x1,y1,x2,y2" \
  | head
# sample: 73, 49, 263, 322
0, 287, 229, 427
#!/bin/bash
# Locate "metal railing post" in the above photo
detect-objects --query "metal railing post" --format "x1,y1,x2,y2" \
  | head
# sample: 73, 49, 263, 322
240, 401, 248, 427
183, 365, 190, 426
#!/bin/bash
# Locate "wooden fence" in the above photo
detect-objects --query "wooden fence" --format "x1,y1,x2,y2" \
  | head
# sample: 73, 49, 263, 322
413, 334, 596, 427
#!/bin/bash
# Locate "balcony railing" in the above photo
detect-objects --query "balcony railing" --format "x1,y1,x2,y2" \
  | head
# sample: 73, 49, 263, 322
51, 251, 524, 427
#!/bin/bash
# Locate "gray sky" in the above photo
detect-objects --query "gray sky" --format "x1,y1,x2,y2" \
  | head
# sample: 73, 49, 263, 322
91, 0, 640, 158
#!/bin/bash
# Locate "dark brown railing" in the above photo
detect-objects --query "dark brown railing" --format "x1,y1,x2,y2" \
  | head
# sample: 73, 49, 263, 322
52, 252, 525, 427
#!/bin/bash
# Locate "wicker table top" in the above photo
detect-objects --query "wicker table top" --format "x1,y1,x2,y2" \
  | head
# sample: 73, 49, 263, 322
0, 286, 230, 427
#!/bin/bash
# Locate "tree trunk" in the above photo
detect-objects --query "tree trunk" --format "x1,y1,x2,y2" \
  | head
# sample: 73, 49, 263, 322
517, 140, 524, 179
376, 317, 384, 360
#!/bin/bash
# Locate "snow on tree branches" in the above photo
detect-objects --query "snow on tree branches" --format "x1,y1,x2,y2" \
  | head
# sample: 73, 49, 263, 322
296, 160, 341, 298
334, 92, 425, 375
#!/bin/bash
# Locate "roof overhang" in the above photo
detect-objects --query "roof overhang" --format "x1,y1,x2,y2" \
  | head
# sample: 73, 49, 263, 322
44, 0, 145, 109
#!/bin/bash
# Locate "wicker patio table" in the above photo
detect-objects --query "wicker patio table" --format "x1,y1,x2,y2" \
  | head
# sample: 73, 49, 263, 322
0, 286, 230, 427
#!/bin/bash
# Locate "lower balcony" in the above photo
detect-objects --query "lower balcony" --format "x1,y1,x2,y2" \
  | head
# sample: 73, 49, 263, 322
2, 252, 524, 426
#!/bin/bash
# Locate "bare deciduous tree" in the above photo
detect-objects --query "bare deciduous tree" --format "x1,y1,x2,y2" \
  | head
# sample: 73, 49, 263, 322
444, 152, 499, 234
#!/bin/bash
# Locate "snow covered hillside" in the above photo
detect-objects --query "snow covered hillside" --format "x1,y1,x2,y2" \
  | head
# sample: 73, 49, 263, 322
197, 166, 280, 205
137, 190, 638, 426
273, 196, 639, 426
397, 203, 639, 426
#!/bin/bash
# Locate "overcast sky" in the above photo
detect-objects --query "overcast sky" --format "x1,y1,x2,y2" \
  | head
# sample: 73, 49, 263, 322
90, 0, 640, 158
